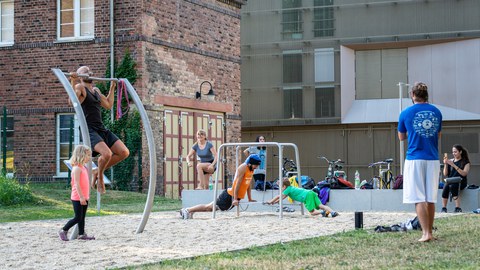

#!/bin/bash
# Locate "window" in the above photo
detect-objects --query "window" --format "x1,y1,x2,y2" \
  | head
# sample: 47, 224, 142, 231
356, 48, 407, 99
56, 114, 80, 176
284, 88, 303, 118
313, 0, 334, 37
282, 0, 303, 40
314, 48, 334, 83
0, 0, 14, 45
57, 0, 94, 40
315, 87, 335, 118
283, 50, 302, 84
0, 115, 14, 174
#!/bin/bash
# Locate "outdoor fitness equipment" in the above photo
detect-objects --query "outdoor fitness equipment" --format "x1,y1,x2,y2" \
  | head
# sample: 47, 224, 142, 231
52, 68, 156, 237
211, 142, 304, 219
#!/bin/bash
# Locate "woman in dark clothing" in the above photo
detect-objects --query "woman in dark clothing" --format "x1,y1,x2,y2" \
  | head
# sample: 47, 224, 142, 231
441, 144, 470, 213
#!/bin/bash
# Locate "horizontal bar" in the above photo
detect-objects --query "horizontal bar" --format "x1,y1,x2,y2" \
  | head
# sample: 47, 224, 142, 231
63, 72, 119, 82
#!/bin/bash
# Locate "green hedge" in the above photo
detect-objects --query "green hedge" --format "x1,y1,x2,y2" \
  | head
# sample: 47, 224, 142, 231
0, 175, 35, 206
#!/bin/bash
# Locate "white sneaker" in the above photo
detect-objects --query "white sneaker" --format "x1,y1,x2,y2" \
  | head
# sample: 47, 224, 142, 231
181, 208, 190, 220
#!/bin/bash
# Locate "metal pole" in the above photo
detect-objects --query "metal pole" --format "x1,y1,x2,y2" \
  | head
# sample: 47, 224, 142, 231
2, 106, 7, 176
109, 0, 115, 195
120, 80, 157, 234
62, 72, 119, 82
67, 116, 74, 186
398, 82, 409, 175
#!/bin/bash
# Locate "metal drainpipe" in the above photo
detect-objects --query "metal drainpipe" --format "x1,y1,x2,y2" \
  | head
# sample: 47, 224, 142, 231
109, 0, 115, 184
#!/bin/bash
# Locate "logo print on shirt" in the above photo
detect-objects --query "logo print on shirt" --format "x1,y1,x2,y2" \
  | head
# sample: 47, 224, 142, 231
413, 111, 440, 138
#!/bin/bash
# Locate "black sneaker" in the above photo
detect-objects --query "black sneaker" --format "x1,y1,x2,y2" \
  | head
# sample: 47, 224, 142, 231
441, 207, 447, 213
454, 207, 462, 213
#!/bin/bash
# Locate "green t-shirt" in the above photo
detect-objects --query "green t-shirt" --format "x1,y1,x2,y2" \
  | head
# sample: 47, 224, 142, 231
282, 186, 309, 203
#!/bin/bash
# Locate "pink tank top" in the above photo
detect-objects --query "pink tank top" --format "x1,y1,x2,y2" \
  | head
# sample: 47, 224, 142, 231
71, 165, 90, 201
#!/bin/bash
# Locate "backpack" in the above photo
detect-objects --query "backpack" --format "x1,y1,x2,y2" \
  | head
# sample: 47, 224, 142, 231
330, 176, 354, 189
393, 175, 403, 190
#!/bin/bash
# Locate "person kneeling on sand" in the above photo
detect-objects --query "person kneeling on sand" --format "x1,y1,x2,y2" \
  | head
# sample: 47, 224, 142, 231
180, 154, 261, 219
266, 178, 339, 217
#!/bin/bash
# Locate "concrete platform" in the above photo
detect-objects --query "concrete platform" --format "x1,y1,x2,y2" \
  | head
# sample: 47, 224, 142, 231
182, 188, 480, 213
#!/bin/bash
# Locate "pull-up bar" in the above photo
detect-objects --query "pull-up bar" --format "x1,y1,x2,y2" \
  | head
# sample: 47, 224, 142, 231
52, 68, 157, 235
63, 72, 119, 82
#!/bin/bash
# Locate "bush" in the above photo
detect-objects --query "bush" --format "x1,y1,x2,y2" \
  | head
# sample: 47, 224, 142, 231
0, 175, 35, 206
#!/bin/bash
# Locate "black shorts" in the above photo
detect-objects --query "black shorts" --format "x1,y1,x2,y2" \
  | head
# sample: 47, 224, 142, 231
216, 189, 233, 211
89, 128, 119, 156
202, 160, 217, 174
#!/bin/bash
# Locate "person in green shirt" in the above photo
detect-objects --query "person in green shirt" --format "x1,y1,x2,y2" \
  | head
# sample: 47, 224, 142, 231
266, 178, 339, 217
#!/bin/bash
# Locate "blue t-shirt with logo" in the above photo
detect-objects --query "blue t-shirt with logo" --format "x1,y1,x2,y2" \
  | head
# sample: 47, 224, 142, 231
398, 103, 442, 160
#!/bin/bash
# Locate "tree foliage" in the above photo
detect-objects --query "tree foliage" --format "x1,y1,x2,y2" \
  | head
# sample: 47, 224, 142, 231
97, 50, 142, 191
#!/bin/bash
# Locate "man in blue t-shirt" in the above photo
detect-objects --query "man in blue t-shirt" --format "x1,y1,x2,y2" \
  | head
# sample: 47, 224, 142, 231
398, 82, 442, 243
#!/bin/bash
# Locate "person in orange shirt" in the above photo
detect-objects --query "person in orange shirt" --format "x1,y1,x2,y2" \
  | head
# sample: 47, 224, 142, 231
180, 154, 261, 219
58, 145, 96, 241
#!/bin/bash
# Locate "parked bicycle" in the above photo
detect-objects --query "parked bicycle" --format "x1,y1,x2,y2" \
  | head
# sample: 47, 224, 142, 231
318, 156, 345, 182
368, 158, 394, 189
273, 154, 298, 178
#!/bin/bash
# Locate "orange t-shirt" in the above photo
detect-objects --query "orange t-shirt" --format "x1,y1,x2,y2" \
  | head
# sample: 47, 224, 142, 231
227, 166, 254, 199
70, 165, 90, 201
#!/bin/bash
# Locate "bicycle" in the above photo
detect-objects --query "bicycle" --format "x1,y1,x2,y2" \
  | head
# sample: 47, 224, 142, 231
368, 158, 394, 189
318, 156, 349, 187
273, 154, 298, 178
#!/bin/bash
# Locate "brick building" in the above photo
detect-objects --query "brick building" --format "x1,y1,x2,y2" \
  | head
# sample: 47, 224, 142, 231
0, 0, 245, 198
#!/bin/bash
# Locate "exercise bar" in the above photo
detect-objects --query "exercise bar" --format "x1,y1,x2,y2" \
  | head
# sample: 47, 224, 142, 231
63, 72, 119, 82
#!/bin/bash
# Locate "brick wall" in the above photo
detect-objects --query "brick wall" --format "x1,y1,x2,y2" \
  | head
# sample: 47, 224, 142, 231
0, 0, 243, 195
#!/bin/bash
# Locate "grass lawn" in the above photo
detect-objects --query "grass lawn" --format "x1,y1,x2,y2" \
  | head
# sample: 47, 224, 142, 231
2, 182, 479, 269
0, 182, 181, 222
126, 214, 480, 270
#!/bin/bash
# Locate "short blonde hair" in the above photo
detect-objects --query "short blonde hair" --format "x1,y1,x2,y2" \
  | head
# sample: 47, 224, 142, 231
70, 145, 92, 166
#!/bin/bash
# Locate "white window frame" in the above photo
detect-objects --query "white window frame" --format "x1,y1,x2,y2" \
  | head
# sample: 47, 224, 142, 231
57, 0, 94, 41
56, 113, 80, 177
0, 0, 14, 46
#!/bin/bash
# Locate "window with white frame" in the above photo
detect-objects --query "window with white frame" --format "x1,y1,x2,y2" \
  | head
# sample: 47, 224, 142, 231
56, 114, 80, 176
57, 0, 94, 40
0, 0, 14, 45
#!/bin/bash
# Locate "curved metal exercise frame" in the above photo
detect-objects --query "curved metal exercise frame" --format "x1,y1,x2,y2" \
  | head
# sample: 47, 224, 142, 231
212, 142, 303, 219
52, 68, 156, 234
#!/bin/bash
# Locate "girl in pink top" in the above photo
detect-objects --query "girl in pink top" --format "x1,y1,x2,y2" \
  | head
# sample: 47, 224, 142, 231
58, 145, 95, 241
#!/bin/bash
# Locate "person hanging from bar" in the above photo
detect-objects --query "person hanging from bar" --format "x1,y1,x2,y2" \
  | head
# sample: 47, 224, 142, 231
69, 66, 129, 193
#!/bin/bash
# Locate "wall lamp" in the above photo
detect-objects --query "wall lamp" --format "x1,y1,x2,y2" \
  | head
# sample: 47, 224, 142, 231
195, 81, 215, 101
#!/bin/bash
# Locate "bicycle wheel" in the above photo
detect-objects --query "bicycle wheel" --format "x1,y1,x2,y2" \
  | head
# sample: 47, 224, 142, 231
384, 170, 394, 189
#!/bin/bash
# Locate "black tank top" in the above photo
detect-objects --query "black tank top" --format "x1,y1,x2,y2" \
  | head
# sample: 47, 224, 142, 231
81, 87, 106, 131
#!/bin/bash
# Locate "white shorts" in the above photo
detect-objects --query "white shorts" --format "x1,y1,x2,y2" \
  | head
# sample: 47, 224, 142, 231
403, 160, 440, 204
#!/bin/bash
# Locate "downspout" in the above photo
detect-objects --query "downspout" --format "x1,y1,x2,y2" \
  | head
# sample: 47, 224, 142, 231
109, 0, 115, 185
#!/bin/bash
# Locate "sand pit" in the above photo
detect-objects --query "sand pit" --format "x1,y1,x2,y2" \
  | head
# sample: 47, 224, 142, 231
0, 211, 419, 269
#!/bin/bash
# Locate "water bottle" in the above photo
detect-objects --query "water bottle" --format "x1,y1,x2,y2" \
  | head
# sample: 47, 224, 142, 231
373, 177, 379, 190
208, 177, 213, 190
354, 170, 360, 190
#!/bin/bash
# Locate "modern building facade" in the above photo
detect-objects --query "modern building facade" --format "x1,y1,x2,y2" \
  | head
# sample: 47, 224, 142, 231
241, 0, 480, 184
0, 0, 245, 198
